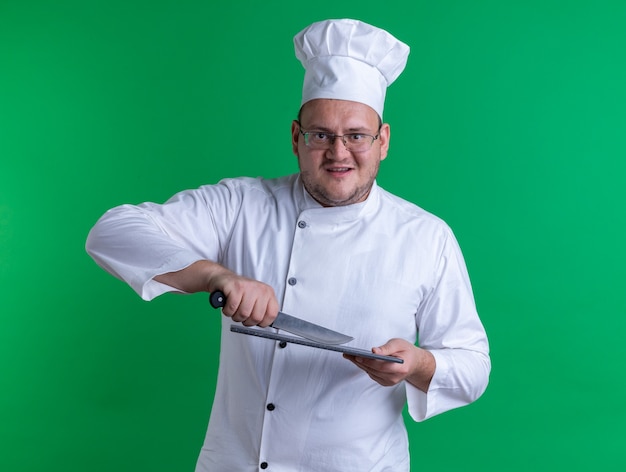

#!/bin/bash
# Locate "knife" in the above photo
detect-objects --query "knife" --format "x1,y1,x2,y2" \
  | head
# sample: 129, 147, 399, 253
209, 291, 354, 345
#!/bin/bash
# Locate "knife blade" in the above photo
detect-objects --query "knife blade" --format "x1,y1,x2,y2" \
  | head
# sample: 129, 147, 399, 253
209, 291, 354, 345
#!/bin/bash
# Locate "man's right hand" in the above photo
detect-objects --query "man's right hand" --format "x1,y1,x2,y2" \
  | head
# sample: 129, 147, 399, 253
154, 260, 279, 327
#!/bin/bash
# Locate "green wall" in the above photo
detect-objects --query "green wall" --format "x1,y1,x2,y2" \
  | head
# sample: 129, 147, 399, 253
2, 1, 625, 470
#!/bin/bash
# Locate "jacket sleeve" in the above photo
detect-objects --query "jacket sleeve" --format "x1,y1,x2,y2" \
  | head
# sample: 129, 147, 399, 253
405, 226, 491, 421
85, 181, 241, 300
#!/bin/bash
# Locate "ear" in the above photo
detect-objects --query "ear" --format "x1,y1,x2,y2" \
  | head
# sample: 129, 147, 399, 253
378, 123, 390, 161
291, 120, 300, 156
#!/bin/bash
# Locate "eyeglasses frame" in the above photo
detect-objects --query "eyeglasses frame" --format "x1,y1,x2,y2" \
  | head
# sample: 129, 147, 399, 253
296, 121, 380, 152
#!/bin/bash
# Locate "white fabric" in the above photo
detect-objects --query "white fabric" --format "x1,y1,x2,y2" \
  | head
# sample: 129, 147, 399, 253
294, 19, 410, 117
86, 174, 490, 472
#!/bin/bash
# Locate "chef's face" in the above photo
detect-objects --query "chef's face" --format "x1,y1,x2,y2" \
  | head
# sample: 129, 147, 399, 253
291, 99, 390, 207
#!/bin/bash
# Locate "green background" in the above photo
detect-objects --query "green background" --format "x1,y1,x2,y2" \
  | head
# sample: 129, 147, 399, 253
2, 0, 625, 470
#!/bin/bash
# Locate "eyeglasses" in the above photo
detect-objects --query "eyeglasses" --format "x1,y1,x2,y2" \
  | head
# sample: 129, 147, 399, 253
298, 125, 379, 152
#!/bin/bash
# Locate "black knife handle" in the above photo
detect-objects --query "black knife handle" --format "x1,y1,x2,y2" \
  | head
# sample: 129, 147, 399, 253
209, 291, 226, 308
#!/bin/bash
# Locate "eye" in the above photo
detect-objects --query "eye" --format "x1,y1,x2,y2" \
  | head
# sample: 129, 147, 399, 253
347, 134, 365, 142
312, 132, 329, 142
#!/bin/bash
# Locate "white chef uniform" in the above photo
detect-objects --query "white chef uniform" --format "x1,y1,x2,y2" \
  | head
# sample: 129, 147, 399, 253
86, 174, 490, 471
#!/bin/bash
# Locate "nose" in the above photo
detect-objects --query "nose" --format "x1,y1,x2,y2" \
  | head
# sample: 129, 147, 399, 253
326, 135, 350, 158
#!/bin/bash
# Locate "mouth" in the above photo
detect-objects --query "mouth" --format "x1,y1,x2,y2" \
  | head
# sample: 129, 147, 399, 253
325, 166, 353, 175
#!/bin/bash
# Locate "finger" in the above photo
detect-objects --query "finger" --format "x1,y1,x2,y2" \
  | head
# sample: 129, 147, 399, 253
258, 296, 279, 327
220, 291, 250, 322
345, 353, 405, 382
241, 299, 267, 326
233, 293, 258, 323
239, 289, 277, 327
344, 354, 381, 374
344, 355, 396, 386
360, 362, 403, 386
372, 343, 399, 357
367, 373, 395, 387
220, 292, 242, 318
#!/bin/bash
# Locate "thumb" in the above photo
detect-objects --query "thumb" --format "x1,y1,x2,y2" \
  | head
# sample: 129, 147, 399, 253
372, 340, 396, 356
373, 338, 409, 356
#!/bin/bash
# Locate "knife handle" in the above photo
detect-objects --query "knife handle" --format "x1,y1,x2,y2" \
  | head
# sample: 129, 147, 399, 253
209, 291, 226, 308
210, 290, 276, 328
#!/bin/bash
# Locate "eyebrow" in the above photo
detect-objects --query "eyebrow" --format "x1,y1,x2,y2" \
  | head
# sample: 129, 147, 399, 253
301, 124, 373, 133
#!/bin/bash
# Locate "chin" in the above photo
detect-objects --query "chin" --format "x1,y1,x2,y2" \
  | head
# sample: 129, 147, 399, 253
324, 191, 366, 207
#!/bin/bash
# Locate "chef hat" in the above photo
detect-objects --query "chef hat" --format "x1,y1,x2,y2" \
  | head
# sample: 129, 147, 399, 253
294, 19, 410, 118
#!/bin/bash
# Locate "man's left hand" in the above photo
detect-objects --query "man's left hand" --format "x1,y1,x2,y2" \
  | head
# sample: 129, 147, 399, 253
344, 338, 435, 393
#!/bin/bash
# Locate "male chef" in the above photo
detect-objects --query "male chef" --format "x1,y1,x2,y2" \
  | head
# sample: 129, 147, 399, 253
86, 18, 490, 471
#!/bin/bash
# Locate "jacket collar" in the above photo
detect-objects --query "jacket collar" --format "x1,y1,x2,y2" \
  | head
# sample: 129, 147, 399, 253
294, 173, 380, 222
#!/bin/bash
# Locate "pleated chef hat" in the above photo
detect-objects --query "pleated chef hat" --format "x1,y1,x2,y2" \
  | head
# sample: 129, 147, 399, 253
294, 19, 410, 118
